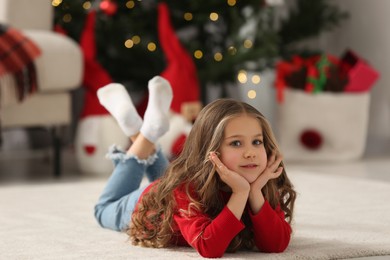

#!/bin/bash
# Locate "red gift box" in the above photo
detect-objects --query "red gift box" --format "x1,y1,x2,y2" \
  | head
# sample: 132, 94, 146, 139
341, 50, 380, 92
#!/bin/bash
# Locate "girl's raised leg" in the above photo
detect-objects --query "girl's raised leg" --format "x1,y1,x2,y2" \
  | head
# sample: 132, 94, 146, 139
94, 77, 173, 231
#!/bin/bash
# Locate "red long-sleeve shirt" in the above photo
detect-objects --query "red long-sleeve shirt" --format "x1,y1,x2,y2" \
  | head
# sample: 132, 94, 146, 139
137, 183, 291, 258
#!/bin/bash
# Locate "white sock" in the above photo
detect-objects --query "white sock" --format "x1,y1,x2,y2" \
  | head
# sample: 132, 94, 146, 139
97, 83, 143, 137
140, 76, 173, 143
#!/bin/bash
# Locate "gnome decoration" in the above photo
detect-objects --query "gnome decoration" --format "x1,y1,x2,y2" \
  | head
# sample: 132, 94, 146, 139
75, 10, 129, 175
138, 2, 202, 159
76, 2, 202, 172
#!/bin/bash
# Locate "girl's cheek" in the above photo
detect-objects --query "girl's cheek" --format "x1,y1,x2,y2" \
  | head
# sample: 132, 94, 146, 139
219, 153, 229, 167
220, 153, 239, 169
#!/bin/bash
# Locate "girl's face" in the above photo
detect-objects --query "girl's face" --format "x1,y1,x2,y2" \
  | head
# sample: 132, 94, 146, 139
219, 115, 268, 184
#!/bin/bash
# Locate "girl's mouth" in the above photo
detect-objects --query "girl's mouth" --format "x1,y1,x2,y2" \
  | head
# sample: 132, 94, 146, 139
240, 164, 258, 169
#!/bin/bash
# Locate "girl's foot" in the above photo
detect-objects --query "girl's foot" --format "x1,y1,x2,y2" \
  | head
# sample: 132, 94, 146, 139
97, 83, 143, 137
140, 76, 173, 143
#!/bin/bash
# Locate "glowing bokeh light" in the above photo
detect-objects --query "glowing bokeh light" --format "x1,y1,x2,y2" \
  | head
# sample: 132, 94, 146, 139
125, 39, 134, 48
83, 1, 91, 9
237, 71, 248, 83
52, 0, 62, 7
252, 75, 261, 84
227, 0, 236, 6
194, 50, 203, 59
126, 0, 135, 9
63, 14, 72, 23
248, 90, 257, 99
147, 42, 157, 51
210, 12, 219, 21
228, 46, 237, 55
184, 12, 193, 21
243, 39, 253, 49
214, 52, 223, 61
132, 35, 141, 44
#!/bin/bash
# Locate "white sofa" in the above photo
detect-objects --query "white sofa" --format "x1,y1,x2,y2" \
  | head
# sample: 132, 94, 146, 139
0, 0, 83, 176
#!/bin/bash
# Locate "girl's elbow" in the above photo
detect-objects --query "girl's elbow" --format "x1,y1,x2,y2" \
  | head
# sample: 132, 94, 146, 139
199, 251, 224, 258
261, 239, 290, 253
270, 241, 289, 253
192, 240, 226, 258
196, 245, 225, 258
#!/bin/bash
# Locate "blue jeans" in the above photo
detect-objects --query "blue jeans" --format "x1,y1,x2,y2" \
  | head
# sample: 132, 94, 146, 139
94, 145, 169, 232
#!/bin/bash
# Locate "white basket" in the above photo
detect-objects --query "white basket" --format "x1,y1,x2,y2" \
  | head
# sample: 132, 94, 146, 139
277, 88, 370, 161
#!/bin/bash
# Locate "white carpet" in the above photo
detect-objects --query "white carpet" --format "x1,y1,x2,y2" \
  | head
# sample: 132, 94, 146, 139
0, 170, 389, 259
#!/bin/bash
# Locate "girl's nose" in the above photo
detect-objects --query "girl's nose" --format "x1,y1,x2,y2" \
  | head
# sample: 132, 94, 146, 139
243, 149, 256, 159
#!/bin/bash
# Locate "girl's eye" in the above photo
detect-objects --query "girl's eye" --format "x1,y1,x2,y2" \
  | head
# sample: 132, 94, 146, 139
230, 140, 241, 147
253, 139, 263, 146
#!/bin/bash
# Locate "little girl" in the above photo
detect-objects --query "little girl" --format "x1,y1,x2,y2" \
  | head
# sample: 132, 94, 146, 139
94, 76, 296, 258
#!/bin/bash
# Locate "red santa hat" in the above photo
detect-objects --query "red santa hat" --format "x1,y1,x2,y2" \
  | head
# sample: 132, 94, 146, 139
158, 2, 200, 114
137, 2, 200, 116
79, 10, 112, 118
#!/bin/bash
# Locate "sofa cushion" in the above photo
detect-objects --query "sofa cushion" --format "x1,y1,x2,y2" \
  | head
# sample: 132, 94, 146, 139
24, 30, 83, 92
1, 93, 72, 128
0, 0, 52, 31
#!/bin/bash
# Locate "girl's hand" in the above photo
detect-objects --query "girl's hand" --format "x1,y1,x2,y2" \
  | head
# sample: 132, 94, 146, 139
248, 153, 284, 214
209, 152, 249, 220
209, 152, 250, 194
251, 152, 284, 192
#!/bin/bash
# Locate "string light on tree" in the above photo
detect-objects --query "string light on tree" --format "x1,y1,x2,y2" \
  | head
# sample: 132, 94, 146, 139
237, 70, 247, 84
238, 71, 258, 99
252, 74, 261, 84
83, 1, 92, 10
62, 13, 72, 23
147, 42, 157, 52
227, 0, 236, 7
124, 39, 134, 48
194, 50, 203, 59
243, 39, 253, 49
214, 52, 223, 62
126, 0, 135, 9
52, 0, 63, 7
209, 12, 219, 21
247, 90, 257, 99
132, 35, 140, 44
228, 46, 237, 55
184, 12, 193, 21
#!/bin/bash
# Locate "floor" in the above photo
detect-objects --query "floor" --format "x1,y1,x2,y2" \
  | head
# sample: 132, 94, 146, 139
287, 154, 390, 183
1, 142, 389, 184
0, 146, 82, 184
0, 142, 389, 259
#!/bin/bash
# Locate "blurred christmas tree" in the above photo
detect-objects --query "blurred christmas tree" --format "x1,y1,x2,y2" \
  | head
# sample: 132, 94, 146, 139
53, 0, 348, 96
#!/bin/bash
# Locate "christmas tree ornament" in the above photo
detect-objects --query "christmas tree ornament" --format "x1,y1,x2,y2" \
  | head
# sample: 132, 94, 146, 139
99, 0, 118, 16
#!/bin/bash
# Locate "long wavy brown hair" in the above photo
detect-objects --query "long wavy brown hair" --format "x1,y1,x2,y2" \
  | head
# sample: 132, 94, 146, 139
128, 99, 296, 251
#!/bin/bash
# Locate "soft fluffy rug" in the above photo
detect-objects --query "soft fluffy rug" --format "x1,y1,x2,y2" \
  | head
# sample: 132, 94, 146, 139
0, 170, 389, 259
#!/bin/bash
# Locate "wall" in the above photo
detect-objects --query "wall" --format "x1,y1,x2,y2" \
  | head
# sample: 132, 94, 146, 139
320, 0, 390, 156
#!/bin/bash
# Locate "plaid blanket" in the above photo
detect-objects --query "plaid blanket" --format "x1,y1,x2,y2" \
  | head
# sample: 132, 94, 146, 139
0, 24, 41, 107
0, 24, 41, 144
